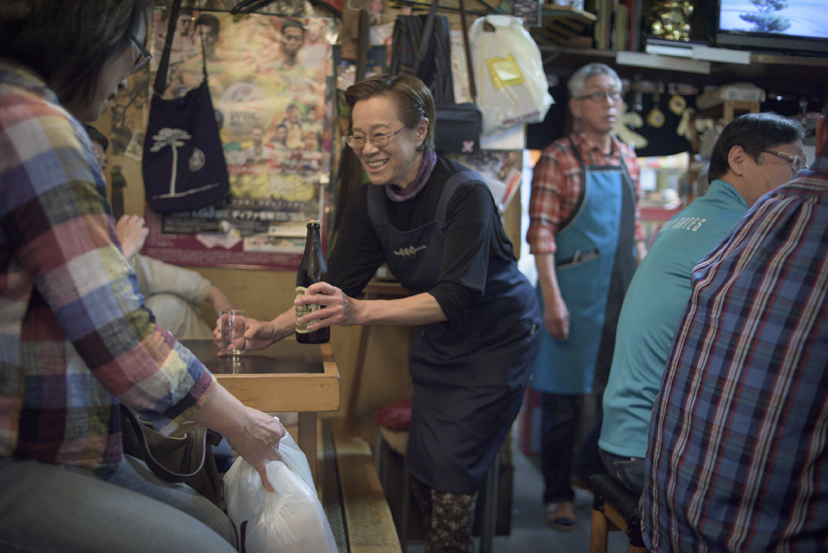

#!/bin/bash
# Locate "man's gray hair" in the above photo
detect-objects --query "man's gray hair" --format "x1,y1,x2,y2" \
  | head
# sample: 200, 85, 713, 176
567, 63, 622, 99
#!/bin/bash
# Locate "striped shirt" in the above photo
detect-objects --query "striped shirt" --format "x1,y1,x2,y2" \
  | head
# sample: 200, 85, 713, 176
527, 131, 644, 255
0, 61, 215, 474
642, 157, 828, 552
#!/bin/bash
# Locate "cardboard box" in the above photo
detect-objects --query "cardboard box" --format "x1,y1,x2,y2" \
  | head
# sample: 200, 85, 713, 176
696, 84, 766, 110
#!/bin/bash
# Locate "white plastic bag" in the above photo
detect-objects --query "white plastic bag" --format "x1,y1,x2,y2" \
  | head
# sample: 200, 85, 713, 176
223, 430, 337, 553
470, 15, 554, 136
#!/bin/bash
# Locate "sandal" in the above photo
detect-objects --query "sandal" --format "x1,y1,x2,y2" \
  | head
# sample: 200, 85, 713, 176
546, 501, 576, 531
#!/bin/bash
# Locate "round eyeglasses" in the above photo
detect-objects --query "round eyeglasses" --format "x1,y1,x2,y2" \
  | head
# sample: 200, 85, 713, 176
346, 127, 406, 150
131, 36, 152, 73
577, 91, 621, 103
762, 148, 806, 173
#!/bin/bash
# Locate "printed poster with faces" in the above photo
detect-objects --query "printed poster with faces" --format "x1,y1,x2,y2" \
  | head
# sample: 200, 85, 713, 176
142, 7, 337, 270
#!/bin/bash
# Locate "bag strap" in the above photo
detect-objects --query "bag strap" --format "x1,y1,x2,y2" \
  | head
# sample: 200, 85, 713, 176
153, 0, 182, 96
414, 0, 476, 103
413, 0, 440, 77
457, 0, 476, 101
198, 25, 209, 80
120, 403, 208, 484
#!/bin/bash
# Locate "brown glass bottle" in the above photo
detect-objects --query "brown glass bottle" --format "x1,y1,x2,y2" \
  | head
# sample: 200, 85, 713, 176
295, 220, 330, 344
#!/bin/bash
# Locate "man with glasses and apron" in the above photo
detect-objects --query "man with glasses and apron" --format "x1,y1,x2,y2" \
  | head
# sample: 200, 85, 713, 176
526, 63, 647, 531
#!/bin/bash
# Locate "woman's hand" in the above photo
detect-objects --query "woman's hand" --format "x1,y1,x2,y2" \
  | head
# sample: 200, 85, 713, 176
190, 386, 285, 492
223, 408, 286, 492
115, 214, 148, 262
295, 281, 363, 330
213, 316, 279, 355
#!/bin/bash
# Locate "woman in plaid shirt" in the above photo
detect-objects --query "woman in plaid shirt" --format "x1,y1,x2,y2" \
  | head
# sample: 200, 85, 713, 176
0, 2, 285, 551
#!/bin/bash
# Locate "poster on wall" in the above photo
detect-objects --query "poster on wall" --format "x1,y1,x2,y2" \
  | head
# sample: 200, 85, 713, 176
141, 8, 337, 270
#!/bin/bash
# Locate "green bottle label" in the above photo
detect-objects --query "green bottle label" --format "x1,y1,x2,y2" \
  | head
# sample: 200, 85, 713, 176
295, 286, 319, 333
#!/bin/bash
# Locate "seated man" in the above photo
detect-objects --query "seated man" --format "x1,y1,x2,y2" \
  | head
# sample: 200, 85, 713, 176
642, 104, 828, 552
598, 112, 806, 496
85, 125, 233, 338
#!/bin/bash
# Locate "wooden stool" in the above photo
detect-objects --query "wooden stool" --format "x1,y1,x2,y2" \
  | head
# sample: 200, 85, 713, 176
589, 474, 648, 553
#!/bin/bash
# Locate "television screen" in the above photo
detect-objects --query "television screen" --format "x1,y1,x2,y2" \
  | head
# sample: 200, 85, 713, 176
717, 0, 828, 55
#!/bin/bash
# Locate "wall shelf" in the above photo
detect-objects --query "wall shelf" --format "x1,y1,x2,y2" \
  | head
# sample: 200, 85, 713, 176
539, 46, 828, 96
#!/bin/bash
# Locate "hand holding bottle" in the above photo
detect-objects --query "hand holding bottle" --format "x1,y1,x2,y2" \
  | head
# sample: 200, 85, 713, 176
294, 282, 364, 329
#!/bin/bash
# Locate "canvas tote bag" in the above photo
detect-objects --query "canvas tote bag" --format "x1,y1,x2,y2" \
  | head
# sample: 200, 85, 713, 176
142, 0, 229, 212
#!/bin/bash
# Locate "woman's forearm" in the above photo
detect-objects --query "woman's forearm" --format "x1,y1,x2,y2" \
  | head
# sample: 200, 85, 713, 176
270, 308, 298, 341
357, 292, 447, 326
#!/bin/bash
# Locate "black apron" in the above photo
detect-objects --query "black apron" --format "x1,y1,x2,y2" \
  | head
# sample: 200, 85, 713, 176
368, 169, 542, 493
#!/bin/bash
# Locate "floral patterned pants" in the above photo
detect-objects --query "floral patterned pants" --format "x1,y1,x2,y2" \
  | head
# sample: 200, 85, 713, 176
410, 477, 478, 553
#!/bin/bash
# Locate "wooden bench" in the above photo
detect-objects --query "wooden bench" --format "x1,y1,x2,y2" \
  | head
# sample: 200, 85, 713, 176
319, 418, 402, 553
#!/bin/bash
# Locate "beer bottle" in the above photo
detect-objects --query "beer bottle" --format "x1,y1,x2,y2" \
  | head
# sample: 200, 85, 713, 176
295, 220, 330, 344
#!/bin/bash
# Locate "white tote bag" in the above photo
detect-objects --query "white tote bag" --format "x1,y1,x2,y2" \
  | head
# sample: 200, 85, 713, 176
470, 15, 554, 136
223, 430, 337, 553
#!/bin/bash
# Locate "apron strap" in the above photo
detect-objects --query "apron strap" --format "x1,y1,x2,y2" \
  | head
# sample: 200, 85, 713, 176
367, 183, 388, 227
435, 170, 480, 224
560, 136, 588, 233
567, 134, 588, 169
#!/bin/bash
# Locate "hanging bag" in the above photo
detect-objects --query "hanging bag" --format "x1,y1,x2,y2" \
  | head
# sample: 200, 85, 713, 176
470, 15, 553, 136
389, 0, 482, 155
142, 0, 229, 213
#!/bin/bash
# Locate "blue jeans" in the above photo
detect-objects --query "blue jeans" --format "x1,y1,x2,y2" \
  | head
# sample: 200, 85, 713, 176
599, 448, 646, 497
0, 455, 236, 553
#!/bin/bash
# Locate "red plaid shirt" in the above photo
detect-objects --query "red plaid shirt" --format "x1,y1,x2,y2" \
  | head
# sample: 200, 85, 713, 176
527, 131, 644, 255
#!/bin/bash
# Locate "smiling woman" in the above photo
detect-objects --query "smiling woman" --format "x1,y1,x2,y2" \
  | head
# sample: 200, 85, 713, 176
228, 73, 544, 553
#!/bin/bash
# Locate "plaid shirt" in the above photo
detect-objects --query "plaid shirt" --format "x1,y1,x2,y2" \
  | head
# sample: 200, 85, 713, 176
527, 131, 644, 255
0, 61, 215, 473
642, 157, 828, 552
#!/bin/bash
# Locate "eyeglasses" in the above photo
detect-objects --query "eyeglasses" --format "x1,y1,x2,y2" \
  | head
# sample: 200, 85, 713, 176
762, 148, 806, 173
131, 36, 152, 73
346, 127, 406, 150
577, 91, 621, 103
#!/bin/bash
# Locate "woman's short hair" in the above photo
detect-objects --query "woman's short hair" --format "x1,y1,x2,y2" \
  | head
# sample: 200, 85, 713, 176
567, 63, 622, 99
0, 0, 151, 109
708, 112, 806, 183
344, 74, 436, 151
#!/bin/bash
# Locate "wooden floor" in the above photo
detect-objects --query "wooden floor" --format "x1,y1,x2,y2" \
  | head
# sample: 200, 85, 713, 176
317, 415, 632, 553
321, 418, 402, 553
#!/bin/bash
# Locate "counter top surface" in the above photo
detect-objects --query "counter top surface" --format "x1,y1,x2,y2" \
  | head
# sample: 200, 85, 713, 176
181, 338, 323, 375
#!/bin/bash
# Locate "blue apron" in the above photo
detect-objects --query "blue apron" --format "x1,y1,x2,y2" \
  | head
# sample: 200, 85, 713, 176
532, 138, 637, 394
368, 169, 542, 493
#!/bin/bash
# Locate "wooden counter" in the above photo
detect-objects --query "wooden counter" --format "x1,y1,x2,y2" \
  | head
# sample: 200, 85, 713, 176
181, 338, 340, 482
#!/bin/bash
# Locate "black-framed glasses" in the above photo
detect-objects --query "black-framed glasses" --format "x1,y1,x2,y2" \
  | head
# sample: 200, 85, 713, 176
346, 127, 406, 150
762, 148, 806, 173
577, 91, 621, 103
131, 36, 152, 73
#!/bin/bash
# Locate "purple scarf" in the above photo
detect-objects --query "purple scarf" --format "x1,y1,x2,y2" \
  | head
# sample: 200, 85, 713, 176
385, 149, 437, 202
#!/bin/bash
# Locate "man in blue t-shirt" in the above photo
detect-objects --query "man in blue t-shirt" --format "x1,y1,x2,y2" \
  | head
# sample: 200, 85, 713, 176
598, 112, 806, 496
